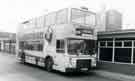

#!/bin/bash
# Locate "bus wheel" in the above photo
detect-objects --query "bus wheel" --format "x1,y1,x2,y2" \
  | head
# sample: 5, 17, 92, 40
45, 58, 53, 72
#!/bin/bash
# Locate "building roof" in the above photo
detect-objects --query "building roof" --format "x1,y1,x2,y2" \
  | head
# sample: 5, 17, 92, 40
98, 29, 135, 39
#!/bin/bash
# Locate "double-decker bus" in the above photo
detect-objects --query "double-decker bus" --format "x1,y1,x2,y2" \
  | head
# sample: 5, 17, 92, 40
16, 7, 97, 72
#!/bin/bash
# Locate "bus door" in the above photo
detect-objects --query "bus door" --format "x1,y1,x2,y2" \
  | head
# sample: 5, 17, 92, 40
55, 39, 66, 67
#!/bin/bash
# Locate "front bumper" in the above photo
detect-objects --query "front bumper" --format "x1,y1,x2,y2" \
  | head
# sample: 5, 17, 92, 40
66, 68, 90, 72
65, 57, 96, 72
66, 59, 92, 72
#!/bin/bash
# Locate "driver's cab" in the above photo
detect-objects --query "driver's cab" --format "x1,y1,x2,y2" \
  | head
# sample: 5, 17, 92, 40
55, 38, 96, 56
67, 38, 96, 56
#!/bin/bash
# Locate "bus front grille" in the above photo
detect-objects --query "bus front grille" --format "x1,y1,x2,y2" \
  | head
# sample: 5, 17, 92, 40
76, 59, 91, 69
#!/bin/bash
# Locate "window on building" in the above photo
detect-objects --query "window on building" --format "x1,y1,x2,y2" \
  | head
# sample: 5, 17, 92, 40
115, 48, 131, 63
100, 41, 106, 47
115, 41, 122, 47
99, 48, 113, 61
56, 40, 65, 53
133, 48, 135, 63
134, 41, 135, 47
107, 41, 113, 47
124, 41, 132, 47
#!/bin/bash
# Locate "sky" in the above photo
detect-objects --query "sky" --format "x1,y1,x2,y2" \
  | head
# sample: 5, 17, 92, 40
0, 0, 135, 32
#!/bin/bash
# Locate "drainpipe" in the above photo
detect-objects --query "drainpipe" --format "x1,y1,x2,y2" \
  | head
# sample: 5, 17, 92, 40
131, 40, 134, 64
112, 38, 115, 63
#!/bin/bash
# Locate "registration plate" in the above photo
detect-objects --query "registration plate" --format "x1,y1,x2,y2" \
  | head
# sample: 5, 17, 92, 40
81, 68, 88, 71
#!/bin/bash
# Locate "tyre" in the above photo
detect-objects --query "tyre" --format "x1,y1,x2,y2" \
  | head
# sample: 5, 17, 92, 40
45, 58, 53, 72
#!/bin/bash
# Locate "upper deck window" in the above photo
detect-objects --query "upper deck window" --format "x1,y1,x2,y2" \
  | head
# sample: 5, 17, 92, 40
56, 9, 68, 24
71, 8, 96, 26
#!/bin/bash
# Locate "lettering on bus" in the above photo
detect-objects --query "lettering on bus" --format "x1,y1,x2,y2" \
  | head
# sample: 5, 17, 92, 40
75, 28, 93, 36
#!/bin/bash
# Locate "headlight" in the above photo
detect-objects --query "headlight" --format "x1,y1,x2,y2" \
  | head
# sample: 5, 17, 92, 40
91, 58, 97, 67
92, 54, 96, 57
69, 57, 76, 67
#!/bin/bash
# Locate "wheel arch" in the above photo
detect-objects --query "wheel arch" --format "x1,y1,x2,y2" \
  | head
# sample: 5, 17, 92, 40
45, 55, 53, 62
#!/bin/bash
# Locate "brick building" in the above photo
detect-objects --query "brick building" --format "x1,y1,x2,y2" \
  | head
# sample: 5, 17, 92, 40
0, 32, 16, 54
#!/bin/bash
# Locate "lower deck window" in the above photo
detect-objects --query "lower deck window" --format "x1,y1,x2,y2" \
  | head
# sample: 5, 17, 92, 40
19, 41, 43, 51
56, 40, 65, 53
